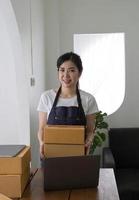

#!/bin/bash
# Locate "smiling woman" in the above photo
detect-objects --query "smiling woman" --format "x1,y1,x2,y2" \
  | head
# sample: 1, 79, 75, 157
37, 52, 99, 159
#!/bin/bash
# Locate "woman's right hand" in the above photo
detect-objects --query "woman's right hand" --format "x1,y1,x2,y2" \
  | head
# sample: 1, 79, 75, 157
38, 112, 47, 159
40, 142, 45, 159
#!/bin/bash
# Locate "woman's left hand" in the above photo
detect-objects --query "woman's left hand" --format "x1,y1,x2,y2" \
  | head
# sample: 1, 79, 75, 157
85, 114, 96, 155
85, 136, 93, 155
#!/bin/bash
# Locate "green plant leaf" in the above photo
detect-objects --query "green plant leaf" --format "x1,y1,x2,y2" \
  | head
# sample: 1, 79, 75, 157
93, 135, 102, 146
90, 111, 108, 154
97, 122, 108, 129
98, 132, 106, 141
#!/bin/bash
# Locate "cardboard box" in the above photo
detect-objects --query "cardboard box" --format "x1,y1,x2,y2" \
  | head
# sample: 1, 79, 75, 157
0, 166, 30, 198
44, 125, 85, 144
44, 144, 85, 157
0, 146, 31, 175
0, 193, 12, 200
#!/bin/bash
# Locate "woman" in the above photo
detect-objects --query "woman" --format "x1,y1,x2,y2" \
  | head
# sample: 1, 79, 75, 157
37, 52, 98, 158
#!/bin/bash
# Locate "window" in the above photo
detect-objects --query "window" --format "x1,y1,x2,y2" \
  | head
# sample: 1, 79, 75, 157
74, 33, 125, 115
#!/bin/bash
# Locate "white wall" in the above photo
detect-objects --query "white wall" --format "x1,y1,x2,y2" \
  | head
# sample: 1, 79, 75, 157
11, 0, 46, 167
44, 0, 60, 89
0, 0, 30, 145
30, 0, 46, 168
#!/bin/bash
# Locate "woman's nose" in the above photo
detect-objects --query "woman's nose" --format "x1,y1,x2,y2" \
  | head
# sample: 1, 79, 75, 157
64, 70, 70, 77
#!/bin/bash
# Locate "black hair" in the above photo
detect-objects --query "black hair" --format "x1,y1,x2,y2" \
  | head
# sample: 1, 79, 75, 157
57, 52, 83, 74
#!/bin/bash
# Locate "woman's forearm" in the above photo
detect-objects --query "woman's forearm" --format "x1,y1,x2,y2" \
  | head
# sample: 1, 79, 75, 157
38, 128, 44, 145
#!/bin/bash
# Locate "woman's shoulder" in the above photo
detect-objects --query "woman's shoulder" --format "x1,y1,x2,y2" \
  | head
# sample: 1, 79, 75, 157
79, 89, 98, 113
79, 89, 95, 100
40, 89, 56, 99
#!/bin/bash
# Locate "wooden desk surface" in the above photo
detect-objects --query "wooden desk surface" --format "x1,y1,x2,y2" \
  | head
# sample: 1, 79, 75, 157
20, 168, 119, 200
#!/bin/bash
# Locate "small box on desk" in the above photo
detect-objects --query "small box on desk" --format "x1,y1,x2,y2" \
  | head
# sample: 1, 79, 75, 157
0, 166, 30, 198
44, 144, 85, 157
43, 125, 85, 144
0, 146, 31, 198
0, 146, 31, 175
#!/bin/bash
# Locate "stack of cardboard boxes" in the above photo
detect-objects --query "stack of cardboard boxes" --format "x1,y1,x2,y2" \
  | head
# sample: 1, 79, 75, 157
43, 125, 85, 157
0, 146, 31, 198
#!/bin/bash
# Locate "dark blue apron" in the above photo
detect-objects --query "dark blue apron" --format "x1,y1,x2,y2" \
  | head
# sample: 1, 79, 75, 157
47, 87, 86, 126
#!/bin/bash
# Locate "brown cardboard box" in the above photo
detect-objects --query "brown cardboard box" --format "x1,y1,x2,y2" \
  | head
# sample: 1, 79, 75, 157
0, 146, 31, 175
0, 193, 12, 200
44, 144, 85, 157
0, 166, 30, 198
44, 125, 85, 144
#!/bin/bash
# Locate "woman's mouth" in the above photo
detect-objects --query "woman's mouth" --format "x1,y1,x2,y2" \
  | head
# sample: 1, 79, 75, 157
63, 80, 71, 84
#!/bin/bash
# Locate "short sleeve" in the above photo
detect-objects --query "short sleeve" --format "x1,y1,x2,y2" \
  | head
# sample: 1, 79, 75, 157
37, 93, 49, 113
87, 95, 99, 115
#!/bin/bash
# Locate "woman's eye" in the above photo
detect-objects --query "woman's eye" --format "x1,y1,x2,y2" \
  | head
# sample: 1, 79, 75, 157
70, 69, 75, 72
59, 68, 76, 73
59, 69, 65, 72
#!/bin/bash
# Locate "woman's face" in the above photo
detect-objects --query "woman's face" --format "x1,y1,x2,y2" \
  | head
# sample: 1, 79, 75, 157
58, 60, 81, 89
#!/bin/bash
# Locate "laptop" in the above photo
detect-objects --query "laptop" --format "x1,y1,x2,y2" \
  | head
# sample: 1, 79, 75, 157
0, 145, 26, 157
43, 155, 100, 191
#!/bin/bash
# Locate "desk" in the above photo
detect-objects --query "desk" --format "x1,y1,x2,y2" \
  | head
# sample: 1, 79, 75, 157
20, 168, 119, 200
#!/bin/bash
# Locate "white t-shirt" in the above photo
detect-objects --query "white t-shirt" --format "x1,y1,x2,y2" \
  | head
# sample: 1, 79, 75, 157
37, 89, 98, 118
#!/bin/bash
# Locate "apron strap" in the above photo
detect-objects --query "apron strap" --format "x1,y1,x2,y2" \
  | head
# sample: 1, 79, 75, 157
76, 87, 86, 126
52, 87, 61, 108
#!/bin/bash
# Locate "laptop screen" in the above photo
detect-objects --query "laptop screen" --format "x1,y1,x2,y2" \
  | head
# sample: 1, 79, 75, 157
43, 155, 100, 190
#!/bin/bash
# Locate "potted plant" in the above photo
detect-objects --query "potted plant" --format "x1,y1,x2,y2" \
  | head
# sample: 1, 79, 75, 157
89, 111, 108, 154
